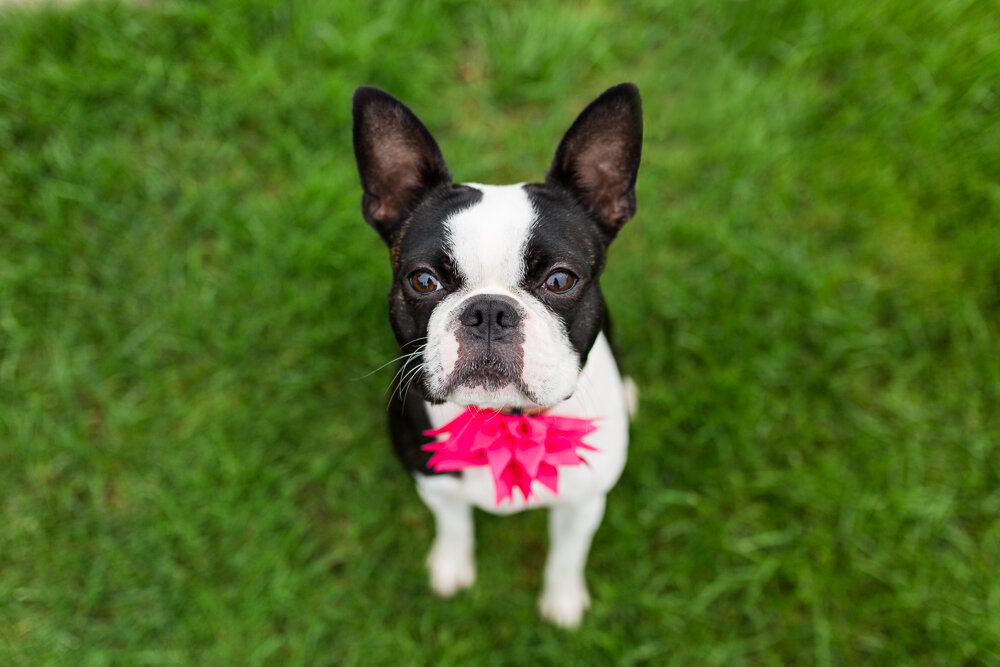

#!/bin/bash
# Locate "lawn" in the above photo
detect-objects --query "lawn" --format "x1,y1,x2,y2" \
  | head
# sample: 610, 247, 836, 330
1, 0, 998, 664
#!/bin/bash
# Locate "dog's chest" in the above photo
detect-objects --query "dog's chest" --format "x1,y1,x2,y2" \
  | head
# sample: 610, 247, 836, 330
416, 332, 629, 514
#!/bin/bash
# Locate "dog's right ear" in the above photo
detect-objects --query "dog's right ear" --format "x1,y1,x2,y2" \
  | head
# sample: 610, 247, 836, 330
352, 87, 452, 245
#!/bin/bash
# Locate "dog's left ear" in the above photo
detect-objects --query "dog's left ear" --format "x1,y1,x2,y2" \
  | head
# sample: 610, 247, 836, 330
546, 83, 643, 240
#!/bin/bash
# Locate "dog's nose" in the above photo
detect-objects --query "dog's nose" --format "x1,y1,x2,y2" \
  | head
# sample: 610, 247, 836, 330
459, 295, 522, 341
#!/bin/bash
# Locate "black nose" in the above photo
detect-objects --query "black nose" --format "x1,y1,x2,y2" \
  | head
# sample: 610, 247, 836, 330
459, 295, 522, 341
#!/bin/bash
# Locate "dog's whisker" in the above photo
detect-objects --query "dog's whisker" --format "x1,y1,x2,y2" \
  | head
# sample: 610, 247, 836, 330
398, 362, 427, 412
394, 365, 422, 401
355, 346, 426, 381
384, 346, 429, 397
388, 355, 429, 409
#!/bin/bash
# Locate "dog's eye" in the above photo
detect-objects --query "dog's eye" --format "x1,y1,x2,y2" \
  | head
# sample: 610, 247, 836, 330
544, 270, 577, 294
409, 271, 441, 294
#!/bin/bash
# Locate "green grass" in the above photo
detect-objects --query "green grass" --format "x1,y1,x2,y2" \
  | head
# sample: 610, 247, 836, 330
2, 0, 999, 663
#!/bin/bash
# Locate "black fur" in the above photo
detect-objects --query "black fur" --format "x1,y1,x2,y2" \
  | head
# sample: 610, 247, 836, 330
385, 186, 483, 407
522, 183, 610, 368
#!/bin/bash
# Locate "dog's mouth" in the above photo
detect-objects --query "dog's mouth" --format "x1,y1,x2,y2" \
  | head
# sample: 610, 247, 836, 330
448, 356, 519, 390
440, 356, 541, 406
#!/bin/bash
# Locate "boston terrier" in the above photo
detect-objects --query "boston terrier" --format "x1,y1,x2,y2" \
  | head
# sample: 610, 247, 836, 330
352, 83, 641, 628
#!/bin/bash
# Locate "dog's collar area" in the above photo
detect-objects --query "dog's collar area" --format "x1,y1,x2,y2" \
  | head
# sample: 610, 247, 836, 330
500, 406, 552, 417
423, 407, 599, 505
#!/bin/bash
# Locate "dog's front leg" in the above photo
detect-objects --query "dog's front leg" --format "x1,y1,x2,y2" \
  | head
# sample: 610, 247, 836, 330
417, 483, 476, 597
539, 494, 606, 628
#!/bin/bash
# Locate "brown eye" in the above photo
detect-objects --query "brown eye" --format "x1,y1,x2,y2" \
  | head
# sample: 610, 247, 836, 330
544, 270, 577, 294
409, 271, 441, 294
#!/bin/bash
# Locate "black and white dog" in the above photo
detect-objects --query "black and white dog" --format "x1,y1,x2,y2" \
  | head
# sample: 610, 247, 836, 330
352, 83, 641, 628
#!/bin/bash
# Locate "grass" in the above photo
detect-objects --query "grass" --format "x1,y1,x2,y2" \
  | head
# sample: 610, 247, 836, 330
1, 0, 998, 663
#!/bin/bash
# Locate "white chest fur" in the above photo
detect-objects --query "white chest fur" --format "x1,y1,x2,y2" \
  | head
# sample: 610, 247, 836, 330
416, 332, 629, 514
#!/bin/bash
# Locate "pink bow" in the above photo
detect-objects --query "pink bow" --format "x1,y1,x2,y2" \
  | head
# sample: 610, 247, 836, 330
423, 407, 598, 505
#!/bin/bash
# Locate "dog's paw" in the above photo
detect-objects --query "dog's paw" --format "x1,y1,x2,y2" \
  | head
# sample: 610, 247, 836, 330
427, 544, 476, 598
539, 582, 591, 629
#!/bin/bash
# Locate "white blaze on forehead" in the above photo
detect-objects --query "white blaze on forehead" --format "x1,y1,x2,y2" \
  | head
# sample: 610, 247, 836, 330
444, 184, 536, 288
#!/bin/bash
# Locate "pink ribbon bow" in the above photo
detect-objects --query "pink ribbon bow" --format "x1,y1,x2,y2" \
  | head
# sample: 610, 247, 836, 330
423, 407, 598, 506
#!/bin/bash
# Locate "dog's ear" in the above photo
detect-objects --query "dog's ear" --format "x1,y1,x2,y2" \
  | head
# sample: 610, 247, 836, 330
546, 83, 643, 240
353, 87, 452, 244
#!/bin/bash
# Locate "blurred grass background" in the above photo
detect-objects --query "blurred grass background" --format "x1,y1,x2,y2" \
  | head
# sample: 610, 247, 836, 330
1, 0, 999, 663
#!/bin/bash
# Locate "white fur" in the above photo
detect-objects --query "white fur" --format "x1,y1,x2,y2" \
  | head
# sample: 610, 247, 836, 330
422, 184, 580, 408
417, 332, 629, 627
445, 183, 535, 287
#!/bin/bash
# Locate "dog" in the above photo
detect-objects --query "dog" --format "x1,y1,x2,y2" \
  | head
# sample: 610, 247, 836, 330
352, 83, 641, 628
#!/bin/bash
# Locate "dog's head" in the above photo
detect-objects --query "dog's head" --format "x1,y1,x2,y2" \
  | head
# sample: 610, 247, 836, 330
353, 84, 642, 410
